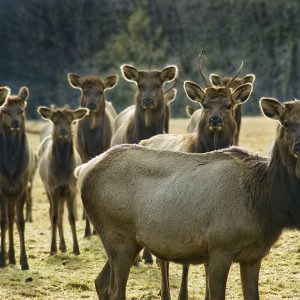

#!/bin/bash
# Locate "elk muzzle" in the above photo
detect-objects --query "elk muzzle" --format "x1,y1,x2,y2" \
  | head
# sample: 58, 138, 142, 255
208, 116, 223, 131
10, 120, 21, 131
87, 102, 97, 110
142, 98, 155, 109
58, 128, 69, 139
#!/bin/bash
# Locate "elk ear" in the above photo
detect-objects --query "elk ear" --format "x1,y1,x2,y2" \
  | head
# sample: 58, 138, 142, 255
209, 74, 223, 87
72, 108, 89, 121
185, 105, 195, 117
260, 98, 284, 121
68, 73, 82, 89
103, 75, 119, 90
242, 74, 256, 84
184, 81, 206, 104
164, 88, 177, 105
19, 87, 29, 101
38, 106, 52, 120
232, 83, 252, 105
0, 86, 10, 106
121, 65, 139, 83
160, 65, 178, 84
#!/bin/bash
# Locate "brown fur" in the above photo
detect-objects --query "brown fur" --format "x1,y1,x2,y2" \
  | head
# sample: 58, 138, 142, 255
68, 72, 118, 237
38, 105, 88, 255
111, 65, 177, 146
76, 98, 300, 299
0, 87, 37, 270
140, 80, 253, 298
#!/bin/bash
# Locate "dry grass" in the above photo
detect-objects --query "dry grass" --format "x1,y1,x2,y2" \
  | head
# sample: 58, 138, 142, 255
0, 117, 299, 300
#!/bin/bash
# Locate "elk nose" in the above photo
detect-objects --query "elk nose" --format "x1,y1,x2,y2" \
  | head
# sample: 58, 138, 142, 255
209, 116, 222, 126
87, 103, 97, 110
59, 128, 68, 136
293, 143, 300, 155
143, 98, 154, 108
11, 120, 20, 129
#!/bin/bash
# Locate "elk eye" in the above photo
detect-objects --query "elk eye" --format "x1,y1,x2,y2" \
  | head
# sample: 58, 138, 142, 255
227, 104, 232, 110
282, 121, 288, 128
202, 103, 207, 109
18, 110, 24, 114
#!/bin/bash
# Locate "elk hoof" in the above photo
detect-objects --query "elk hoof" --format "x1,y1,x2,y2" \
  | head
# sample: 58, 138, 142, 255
21, 262, 29, 270
73, 246, 80, 256
60, 244, 67, 253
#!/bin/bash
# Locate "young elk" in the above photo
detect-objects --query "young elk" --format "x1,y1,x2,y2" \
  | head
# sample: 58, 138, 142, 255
111, 64, 178, 146
38, 105, 88, 255
0, 87, 36, 270
186, 72, 255, 145
76, 97, 300, 300
140, 61, 253, 299
68, 73, 118, 238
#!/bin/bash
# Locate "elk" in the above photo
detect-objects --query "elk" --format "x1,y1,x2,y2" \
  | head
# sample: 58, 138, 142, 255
114, 88, 177, 134
0, 86, 37, 270
140, 59, 253, 298
186, 73, 255, 145
76, 96, 300, 299
111, 64, 178, 146
68, 72, 118, 238
38, 105, 88, 255
0, 90, 37, 223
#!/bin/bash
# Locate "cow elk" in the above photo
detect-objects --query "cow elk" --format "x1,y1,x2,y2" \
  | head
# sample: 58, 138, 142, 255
0, 86, 37, 270
68, 72, 118, 237
38, 105, 88, 255
111, 64, 178, 146
76, 96, 300, 299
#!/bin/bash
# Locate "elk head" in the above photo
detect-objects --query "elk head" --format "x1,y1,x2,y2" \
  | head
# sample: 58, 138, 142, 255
38, 105, 88, 141
184, 81, 252, 131
260, 98, 300, 159
0, 87, 29, 132
68, 73, 119, 112
121, 64, 178, 111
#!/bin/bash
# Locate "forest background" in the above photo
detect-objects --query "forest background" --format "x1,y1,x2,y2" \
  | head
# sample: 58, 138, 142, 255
0, 0, 299, 118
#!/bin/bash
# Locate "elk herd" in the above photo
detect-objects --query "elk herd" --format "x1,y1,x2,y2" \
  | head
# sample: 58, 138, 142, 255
0, 54, 300, 300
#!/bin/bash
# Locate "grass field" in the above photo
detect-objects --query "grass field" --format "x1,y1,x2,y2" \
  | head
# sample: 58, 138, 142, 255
0, 117, 299, 300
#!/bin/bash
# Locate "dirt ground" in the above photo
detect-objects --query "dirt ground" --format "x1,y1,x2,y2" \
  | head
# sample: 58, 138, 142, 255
0, 117, 299, 300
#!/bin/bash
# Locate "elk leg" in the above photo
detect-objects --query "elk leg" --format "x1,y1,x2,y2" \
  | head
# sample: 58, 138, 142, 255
84, 212, 92, 238
160, 260, 171, 300
95, 261, 111, 300
66, 193, 80, 255
8, 198, 16, 264
109, 242, 142, 300
58, 199, 66, 253
25, 182, 33, 222
240, 259, 261, 300
204, 263, 210, 300
16, 192, 29, 270
0, 198, 8, 268
207, 251, 231, 300
50, 196, 59, 255
178, 264, 189, 300
142, 248, 153, 264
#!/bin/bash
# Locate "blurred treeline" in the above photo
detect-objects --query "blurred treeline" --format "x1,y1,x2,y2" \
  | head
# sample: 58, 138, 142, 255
0, 0, 299, 118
